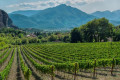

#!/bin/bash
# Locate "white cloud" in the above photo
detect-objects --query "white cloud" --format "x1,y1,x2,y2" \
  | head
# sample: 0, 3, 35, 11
7, 0, 104, 11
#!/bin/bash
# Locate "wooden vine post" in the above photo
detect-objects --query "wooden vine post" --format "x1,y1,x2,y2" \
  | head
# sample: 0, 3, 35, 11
5, 76, 8, 80
51, 65, 54, 80
74, 63, 77, 80
111, 58, 115, 75
93, 59, 96, 78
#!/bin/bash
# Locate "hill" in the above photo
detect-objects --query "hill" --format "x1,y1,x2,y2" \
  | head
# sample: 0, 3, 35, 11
9, 14, 39, 28
9, 4, 96, 30
91, 10, 120, 25
0, 9, 17, 28
10, 10, 40, 17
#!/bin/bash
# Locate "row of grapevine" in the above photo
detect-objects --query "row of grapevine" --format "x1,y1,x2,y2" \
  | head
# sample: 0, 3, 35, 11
24, 43, 120, 72
17, 47, 32, 80
0, 44, 9, 51
20, 46, 55, 76
23, 46, 79, 72
0, 48, 15, 80
26, 45, 68, 62
26, 46, 63, 63
0, 48, 13, 65
0, 42, 119, 80
0, 48, 9, 58
28, 42, 119, 61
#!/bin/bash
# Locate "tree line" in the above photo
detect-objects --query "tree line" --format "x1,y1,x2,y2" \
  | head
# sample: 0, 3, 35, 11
0, 18, 120, 45
71, 18, 120, 43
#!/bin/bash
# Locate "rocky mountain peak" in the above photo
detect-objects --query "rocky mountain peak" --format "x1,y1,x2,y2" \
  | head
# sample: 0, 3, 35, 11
0, 9, 17, 28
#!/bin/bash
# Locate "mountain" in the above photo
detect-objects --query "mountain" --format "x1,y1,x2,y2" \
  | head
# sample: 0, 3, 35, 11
91, 11, 112, 19
9, 4, 96, 30
10, 10, 40, 17
0, 9, 17, 28
91, 10, 120, 25
9, 14, 39, 28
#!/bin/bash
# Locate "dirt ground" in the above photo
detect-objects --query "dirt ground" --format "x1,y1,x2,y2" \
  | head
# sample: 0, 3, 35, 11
22, 49, 120, 80
7, 48, 24, 80
1, 48, 120, 80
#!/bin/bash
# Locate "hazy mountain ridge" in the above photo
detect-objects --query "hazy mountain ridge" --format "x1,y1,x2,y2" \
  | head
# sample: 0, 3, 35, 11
10, 10, 40, 17
9, 4, 96, 30
9, 14, 39, 28
91, 10, 120, 25
9, 4, 120, 30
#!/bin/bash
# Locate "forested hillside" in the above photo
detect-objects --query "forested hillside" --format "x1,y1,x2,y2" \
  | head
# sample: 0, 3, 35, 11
9, 4, 96, 30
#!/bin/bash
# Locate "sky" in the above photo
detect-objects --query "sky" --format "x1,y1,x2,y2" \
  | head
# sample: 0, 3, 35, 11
0, 0, 120, 13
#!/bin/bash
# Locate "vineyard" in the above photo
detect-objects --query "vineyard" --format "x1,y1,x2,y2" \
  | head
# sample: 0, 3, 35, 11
0, 42, 120, 80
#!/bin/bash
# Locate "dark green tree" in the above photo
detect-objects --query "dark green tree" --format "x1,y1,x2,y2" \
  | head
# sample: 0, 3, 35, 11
71, 18, 114, 42
49, 35, 57, 42
63, 35, 70, 42
71, 28, 83, 43
113, 25, 120, 41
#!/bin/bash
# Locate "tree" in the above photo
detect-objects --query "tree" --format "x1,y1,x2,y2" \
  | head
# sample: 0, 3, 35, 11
28, 38, 38, 43
18, 33, 24, 38
22, 38, 29, 44
71, 28, 83, 43
113, 25, 120, 41
63, 35, 70, 42
15, 39, 22, 45
97, 18, 113, 41
38, 35, 42, 39
41, 38, 48, 43
49, 35, 57, 42
71, 18, 114, 43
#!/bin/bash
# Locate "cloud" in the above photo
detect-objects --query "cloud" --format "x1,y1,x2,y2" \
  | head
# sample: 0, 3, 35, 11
7, 0, 104, 11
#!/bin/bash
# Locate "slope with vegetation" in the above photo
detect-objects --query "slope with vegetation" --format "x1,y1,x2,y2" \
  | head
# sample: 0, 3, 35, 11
91, 10, 120, 25
9, 4, 96, 30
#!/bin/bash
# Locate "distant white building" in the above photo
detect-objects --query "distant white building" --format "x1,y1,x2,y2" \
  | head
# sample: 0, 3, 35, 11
26, 33, 37, 37
107, 37, 113, 42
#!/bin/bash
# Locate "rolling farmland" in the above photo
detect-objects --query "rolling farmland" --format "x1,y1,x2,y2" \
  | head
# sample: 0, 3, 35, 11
1, 42, 120, 80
